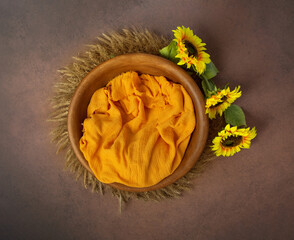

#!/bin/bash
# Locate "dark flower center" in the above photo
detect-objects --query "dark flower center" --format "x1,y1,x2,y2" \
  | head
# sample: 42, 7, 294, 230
213, 96, 227, 108
222, 136, 242, 147
184, 41, 198, 58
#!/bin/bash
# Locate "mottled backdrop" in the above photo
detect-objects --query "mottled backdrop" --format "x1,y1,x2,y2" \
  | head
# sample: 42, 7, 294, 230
0, 0, 293, 239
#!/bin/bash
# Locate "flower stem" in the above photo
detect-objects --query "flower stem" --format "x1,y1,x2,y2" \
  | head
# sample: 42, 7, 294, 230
200, 74, 217, 98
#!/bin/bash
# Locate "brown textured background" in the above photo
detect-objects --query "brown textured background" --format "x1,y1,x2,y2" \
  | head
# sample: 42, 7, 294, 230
1, 0, 294, 239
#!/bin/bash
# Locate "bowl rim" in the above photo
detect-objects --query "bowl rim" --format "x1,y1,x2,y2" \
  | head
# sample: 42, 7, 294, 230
67, 53, 209, 192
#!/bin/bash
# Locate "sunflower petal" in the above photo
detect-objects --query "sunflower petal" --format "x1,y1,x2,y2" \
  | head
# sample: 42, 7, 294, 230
211, 124, 257, 157
172, 26, 211, 75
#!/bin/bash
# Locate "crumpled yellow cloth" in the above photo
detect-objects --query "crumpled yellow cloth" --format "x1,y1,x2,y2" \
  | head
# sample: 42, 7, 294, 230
80, 71, 196, 187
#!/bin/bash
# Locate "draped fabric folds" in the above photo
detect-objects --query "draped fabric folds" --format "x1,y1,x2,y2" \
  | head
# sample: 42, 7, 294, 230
80, 72, 196, 187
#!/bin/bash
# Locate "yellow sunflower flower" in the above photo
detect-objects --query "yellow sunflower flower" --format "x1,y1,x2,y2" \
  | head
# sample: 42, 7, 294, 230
212, 124, 257, 157
205, 86, 241, 119
173, 26, 211, 75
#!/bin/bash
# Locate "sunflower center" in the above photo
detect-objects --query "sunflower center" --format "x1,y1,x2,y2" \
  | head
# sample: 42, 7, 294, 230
184, 41, 198, 58
213, 96, 227, 107
222, 136, 242, 147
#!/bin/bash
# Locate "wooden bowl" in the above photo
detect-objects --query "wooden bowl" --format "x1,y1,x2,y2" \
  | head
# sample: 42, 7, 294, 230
68, 53, 209, 192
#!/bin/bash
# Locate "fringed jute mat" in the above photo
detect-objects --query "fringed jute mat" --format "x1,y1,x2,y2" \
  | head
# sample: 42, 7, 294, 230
49, 28, 225, 211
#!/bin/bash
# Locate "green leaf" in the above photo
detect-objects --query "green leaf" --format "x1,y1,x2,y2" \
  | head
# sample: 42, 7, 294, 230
159, 46, 170, 58
202, 61, 219, 80
201, 79, 217, 98
169, 41, 178, 60
201, 80, 210, 98
224, 104, 246, 127
159, 41, 178, 63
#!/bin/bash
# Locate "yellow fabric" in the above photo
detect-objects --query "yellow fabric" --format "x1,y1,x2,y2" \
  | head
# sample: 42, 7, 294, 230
80, 71, 196, 187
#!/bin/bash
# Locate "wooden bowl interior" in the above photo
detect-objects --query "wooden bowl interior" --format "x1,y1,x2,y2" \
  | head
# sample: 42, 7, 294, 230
68, 53, 208, 192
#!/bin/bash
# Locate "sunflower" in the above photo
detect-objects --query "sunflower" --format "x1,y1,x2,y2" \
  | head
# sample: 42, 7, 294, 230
173, 26, 211, 75
212, 124, 257, 157
205, 86, 241, 119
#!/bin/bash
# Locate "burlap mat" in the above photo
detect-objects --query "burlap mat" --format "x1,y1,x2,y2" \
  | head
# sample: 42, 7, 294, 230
49, 28, 225, 210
